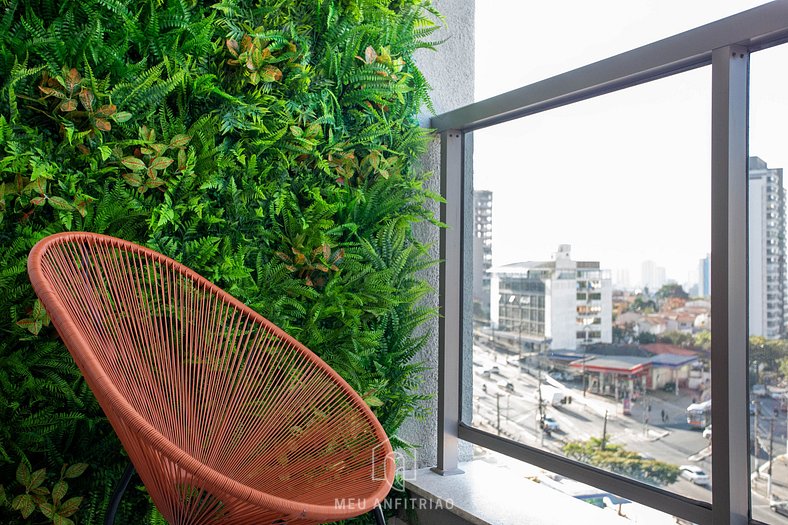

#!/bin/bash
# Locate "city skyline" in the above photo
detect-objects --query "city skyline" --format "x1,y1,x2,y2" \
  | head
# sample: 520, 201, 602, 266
475, 0, 788, 296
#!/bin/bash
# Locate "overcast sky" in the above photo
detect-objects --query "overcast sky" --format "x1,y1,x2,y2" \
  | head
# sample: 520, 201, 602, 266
474, 0, 787, 288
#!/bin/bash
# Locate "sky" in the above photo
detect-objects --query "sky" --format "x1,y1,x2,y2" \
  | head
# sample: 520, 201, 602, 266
474, 0, 788, 289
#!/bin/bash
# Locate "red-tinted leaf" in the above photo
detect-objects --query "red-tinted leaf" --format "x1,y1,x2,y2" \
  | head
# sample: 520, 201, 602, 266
122, 173, 143, 187
260, 65, 282, 82
63, 463, 88, 479
39, 501, 55, 519
226, 39, 239, 57
151, 143, 168, 156
121, 157, 147, 172
364, 46, 377, 64
38, 86, 67, 99
94, 118, 111, 131
52, 480, 67, 505
65, 68, 81, 92
78, 89, 95, 111
169, 134, 191, 148
177, 148, 187, 171
146, 178, 165, 188
59, 99, 77, 112
149, 156, 173, 171
28, 468, 46, 490
11, 494, 34, 518
48, 196, 74, 211
31, 196, 45, 206
96, 104, 116, 117
16, 462, 30, 486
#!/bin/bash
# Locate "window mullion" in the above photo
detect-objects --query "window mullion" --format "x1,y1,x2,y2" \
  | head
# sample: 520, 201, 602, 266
710, 44, 750, 525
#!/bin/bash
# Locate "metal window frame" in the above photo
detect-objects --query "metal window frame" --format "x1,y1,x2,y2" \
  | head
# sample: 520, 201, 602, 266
432, 2, 788, 524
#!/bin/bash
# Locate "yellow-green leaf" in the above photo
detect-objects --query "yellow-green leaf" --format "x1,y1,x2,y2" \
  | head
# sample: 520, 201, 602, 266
149, 157, 173, 171
121, 157, 146, 171
111, 111, 132, 123
48, 196, 74, 211
169, 134, 191, 148
63, 463, 88, 479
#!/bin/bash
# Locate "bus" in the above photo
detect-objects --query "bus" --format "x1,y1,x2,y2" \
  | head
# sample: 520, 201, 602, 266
686, 399, 711, 429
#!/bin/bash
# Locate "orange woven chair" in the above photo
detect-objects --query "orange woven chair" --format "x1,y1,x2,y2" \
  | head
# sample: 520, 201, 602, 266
28, 232, 394, 525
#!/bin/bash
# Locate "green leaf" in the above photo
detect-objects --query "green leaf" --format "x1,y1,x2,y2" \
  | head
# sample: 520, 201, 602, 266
121, 157, 147, 171
149, 157, 173, 171
12, 494, 35, 518
63, 463, 88, 479
122, 172, 143, 187
39, 501, 55, 519
53, 515, 75, 525
169, 134, 191, 148
58, 496, 83, 517
52, 480, 67, 505
111, 111, 132, 123
48, 197, 75, 211
260, 65, 282, 82
16, 462, 30, 486
98, 146, 112, 161
364, 395, 384, 407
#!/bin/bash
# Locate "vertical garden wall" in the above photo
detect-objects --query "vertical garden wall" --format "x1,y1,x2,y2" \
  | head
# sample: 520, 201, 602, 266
0, 1, 441, 522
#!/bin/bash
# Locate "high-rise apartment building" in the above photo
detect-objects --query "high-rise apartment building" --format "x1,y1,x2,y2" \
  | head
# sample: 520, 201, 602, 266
490, 245, 613, 350
748, 156, 785, 339
473, 190, 493, 317
698, 253, 711, 298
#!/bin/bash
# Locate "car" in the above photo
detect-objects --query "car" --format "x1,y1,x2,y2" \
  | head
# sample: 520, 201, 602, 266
752, 384, 768, 397
750, 400, 758, 415
499, 381, 515, 393
771, 500, 788, 517
482, 370, 492, 378
679, 465, 710, 485
489, 366, 500, 374
662, 381, 677, 392
542, 416, 560, 431
703, 425, 712, 440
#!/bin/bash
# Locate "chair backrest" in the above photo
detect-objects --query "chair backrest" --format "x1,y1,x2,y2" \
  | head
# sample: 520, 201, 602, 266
28, 232, 393, 522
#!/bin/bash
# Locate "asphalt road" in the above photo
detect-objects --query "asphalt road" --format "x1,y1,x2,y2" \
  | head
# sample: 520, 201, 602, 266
470, 344, 788, 525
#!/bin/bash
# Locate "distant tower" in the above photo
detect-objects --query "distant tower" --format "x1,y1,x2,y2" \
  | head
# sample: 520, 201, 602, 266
698, 253, 711, 298
473, 190, 493, 318
748, 156, 785, 339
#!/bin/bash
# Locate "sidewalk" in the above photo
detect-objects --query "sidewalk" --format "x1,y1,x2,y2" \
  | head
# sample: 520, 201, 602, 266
752, 454, 788, 504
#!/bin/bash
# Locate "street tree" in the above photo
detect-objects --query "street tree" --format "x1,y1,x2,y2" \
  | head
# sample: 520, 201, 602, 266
563, 438, 680, 486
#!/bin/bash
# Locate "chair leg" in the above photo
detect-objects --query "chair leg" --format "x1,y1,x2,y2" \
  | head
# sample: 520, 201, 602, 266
104, 463, 136, 525
371, 504, 386, 525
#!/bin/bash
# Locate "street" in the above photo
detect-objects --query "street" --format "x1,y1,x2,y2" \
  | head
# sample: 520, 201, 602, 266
470, 343, 788, 524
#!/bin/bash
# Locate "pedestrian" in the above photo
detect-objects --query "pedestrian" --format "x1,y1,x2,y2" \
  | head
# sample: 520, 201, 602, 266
660, 409, 665, 422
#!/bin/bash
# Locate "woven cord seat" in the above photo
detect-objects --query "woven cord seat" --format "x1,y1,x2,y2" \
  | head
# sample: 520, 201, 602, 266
28, 232, 394, 525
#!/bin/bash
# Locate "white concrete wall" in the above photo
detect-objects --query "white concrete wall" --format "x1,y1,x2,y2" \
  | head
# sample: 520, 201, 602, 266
550, 274, 578, 350
400, 0, 474, 468
749, 176, 765, 337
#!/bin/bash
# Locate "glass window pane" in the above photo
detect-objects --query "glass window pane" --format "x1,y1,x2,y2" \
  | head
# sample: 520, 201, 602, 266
468, 67, 712, 503
748, 42, 788, 525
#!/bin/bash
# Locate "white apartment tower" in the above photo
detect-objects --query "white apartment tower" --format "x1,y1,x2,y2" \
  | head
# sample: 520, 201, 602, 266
490, 245, 613, 350
749, 156, 785, 339
473, 190, 493, 317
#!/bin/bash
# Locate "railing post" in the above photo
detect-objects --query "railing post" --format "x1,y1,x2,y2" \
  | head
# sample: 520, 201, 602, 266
711, 44, 749, 525
433, 129, 464, 476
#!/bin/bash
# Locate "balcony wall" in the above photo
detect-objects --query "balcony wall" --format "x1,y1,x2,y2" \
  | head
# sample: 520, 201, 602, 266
399, 0, 475, 468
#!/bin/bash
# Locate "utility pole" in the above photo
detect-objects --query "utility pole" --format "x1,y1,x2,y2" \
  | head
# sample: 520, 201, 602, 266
755, 401, 761, 478
601, 410, 608, 450
768, 418, 775, 502
496, 393, 501, 437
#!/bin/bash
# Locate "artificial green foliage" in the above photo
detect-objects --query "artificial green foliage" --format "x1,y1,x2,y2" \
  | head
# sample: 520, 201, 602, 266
0, 0, 441, 522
